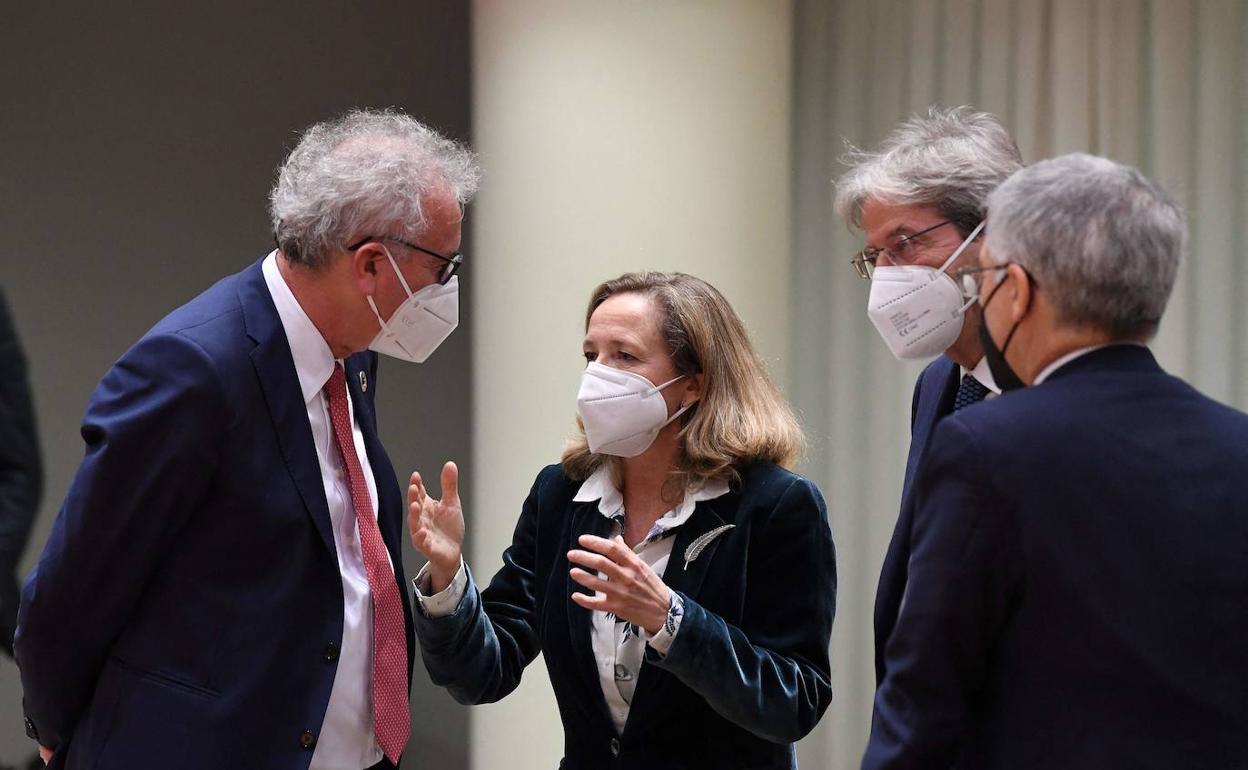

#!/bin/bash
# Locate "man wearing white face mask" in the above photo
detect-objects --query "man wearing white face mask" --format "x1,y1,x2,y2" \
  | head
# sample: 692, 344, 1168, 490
832, 106, 1023, 688
16, 109, 479, 770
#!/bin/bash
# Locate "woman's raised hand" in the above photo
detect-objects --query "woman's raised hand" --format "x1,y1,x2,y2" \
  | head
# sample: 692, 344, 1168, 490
408, 461, 465, 594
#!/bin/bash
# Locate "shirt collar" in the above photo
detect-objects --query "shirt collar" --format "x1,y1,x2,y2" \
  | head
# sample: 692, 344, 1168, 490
1033, 342, 1147, 385
262, 252, 337, 404
960, 356, 1001, 395
572, 464, 731, 535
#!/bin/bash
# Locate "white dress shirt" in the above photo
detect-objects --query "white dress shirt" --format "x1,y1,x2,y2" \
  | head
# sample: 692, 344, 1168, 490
572, 466, 729, 734
961, 356, 1001, 398
263, 253, 388, 770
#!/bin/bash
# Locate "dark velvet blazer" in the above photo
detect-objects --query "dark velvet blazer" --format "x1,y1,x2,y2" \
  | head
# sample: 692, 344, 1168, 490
16, 261, 414, 770
865, 346, 1248, 769
414, 461, 837, 769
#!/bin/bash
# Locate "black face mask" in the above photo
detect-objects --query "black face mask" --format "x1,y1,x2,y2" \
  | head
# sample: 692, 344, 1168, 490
977, 272, 1027, 392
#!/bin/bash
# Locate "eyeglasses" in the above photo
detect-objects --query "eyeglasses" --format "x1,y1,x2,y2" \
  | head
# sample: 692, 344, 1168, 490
952, 263, 1005, 297
347, 236, 463, 286
850, 220, 957, 280
953, 262, 1039, 297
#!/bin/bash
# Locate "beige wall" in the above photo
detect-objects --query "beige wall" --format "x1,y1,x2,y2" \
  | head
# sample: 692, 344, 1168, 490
468, 2, 795, 767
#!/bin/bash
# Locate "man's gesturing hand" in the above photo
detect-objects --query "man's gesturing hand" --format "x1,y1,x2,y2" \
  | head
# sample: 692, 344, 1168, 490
408, 461, 465, 594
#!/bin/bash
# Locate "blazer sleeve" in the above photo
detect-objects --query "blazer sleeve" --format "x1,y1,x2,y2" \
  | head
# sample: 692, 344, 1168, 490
15, 331, 225, 748
0, 290, 42, 569
647, 476, 837, 744
411, 468, 547, 705
862, 416, 1023, 770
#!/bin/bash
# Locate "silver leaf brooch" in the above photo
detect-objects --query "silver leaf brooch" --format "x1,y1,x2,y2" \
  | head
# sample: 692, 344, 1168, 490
683, 524, 736, 571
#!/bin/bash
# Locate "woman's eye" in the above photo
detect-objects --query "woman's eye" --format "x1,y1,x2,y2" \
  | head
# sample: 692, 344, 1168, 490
618, 351, 635, 362
583, 351, 595, 363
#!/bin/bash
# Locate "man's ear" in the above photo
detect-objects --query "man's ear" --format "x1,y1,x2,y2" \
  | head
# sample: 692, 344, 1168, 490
349, 242, 385, 297
1006, 263, 1033, 324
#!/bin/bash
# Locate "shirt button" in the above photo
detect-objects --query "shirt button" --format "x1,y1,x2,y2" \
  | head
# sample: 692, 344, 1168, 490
323, 642, 339, 662
299, 730, 317, 750
609, 737, 621, 757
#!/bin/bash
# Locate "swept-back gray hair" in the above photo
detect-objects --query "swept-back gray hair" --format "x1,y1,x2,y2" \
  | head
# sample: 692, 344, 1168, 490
985, 153, 1184, 340
270, 108, 481, 268
834, 106, 1022, 237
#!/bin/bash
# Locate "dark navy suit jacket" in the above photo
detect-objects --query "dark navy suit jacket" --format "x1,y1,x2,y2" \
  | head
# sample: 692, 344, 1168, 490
874, 356, 960, 685
15, 260, 415, 770
414, 462, 836, 769
864, 345, 1248, 769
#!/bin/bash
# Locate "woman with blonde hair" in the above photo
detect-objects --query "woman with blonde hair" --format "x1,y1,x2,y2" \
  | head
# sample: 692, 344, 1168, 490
407, 271, 836, 769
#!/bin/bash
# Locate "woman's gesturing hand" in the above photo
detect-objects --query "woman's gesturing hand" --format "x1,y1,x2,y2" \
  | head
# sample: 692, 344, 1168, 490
568, 534, 671, 635
408, 461, 465, 594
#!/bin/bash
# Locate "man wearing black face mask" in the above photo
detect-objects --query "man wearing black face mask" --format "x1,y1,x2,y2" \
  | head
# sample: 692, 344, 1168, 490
863, 153, 1248, 769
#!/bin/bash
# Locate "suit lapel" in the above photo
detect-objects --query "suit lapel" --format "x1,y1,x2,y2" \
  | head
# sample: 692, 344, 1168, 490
566, 499, 617, 726
658, 499, 731, 601
238, 261, 336, 557
624, 496, 734, 740
345, 352, 417, 669
903, 358, 960, 495
875, 358, 959, 681
345, 355, 394, 549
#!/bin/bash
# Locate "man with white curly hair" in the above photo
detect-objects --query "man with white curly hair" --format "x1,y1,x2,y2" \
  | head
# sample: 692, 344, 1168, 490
16, 109, 479, 770
864, 153, 1248, 768
834, 106, 1023, 688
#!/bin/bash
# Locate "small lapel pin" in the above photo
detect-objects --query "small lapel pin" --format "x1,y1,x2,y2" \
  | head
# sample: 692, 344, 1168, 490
683, 524, 735, 571
358, 370, 368, 393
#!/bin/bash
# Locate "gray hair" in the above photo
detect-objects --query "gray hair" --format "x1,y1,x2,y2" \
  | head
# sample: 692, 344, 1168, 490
834, 106, 1022, 236
269, 108, 481, 268
985, 153, 1185, 340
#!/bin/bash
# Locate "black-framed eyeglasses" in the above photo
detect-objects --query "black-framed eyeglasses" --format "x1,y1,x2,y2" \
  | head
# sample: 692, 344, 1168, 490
347, 236, 463, 286
850, 220, 957, 280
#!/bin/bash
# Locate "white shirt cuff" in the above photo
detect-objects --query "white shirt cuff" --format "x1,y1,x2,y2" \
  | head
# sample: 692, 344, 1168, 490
412, 559, 467, 618
644, 591, 684, 656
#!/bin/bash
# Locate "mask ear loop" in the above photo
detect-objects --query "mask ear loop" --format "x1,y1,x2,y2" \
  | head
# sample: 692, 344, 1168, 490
379, 244, 415, 297
366, 245, 417, 345
937, 221, 986, 314
655, 374, 695, 431
937, 220, 986, 274
659, 401, 693, 429
645, 373, 686, 397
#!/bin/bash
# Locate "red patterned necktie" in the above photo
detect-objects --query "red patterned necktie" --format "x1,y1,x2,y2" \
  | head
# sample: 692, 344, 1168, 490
323, 364, 409, 765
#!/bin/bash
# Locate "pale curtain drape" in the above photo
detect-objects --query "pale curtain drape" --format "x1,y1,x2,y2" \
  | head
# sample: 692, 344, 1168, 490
790, 1, 1247, 768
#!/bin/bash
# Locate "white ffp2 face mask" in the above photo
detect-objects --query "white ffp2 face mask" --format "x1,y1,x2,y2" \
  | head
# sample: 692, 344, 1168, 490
576, 362, 691, 457
366, 247, 459, 363
866, 221, 985, 360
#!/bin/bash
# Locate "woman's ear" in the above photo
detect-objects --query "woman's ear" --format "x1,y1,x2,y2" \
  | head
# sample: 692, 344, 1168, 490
682, 372, 705, 408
